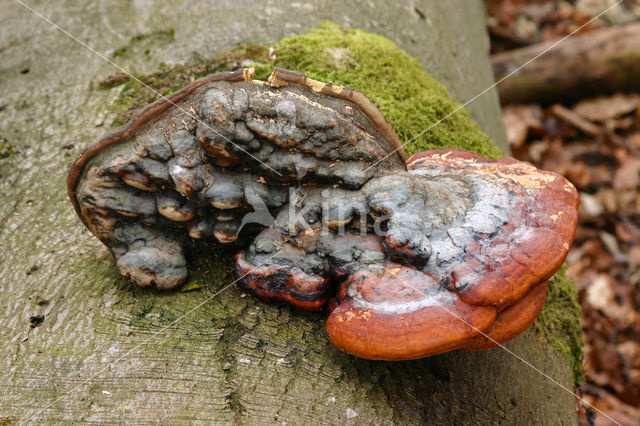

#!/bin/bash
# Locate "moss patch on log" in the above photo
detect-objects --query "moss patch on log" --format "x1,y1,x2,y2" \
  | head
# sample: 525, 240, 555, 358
535, 266, 585, 386
271, 22, 499, 159
97, 22, 581, 381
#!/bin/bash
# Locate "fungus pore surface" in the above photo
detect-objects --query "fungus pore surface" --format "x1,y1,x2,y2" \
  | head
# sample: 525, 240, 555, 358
69, 68, 578, 360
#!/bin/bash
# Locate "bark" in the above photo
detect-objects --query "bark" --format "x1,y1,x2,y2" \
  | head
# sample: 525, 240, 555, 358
493, 22, 640, 105
0, 1, 576, 424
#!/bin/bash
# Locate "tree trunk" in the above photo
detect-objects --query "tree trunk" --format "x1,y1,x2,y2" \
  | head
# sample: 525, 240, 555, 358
493, 22, 640, 105
0, 1, 578, 424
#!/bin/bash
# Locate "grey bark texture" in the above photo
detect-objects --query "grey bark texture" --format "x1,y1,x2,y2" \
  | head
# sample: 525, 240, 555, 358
0, 0, 577, 424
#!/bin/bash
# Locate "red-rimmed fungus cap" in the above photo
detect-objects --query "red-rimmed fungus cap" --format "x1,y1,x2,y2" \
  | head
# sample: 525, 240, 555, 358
69, 64, 577, 360
237, 149, 578, 359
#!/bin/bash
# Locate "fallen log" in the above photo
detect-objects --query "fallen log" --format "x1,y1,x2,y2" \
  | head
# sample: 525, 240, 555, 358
0, 0, 581, 423
492, 22, 640, 105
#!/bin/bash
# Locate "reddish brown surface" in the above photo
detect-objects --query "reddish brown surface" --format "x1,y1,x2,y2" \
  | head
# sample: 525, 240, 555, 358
407, 150, 578, 309
326, 263, 498, 360
239, 149, 578, 360
70, 62, 580, 361
464, 280, 548, 351
234, 251, 329, 311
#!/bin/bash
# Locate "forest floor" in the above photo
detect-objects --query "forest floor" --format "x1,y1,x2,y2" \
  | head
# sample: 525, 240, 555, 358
488, 1, 640, 424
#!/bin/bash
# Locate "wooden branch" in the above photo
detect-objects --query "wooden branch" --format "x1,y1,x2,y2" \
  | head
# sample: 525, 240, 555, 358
492, 22, 640, 105
550, 104, 602, 136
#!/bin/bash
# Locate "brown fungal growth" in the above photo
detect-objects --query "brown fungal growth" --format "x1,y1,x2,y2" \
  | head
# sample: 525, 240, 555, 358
325, 263, 499, 360
69, 68, 578, 360
463, 280, 549, 351
237, 149, 578, 359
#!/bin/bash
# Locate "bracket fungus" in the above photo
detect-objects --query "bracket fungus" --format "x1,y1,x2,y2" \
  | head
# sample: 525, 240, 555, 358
69, 68, 578, 360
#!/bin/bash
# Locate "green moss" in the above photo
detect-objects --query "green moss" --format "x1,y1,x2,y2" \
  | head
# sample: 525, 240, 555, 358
113, 29, 177, 60
272, 22, 499, 158
535, 265, 585, 386
0, 136, 14, 158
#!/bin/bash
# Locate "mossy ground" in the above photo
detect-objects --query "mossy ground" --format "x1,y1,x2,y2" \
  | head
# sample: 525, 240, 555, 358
99, 22, 582, 384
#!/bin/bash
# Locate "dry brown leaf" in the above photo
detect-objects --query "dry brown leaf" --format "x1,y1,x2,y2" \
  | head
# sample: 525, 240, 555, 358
491, 5, 640, 417
580, 192, 605, 218
568, 162, 593, 187
596, 189, 617, 213
628, 246, 640, 267
615, 222, 636, 243
613, 158, 640, 191
586, 274, 615, 312
618, 341, 640, 369
573, 94, 640, 122
502, 104, 543, 147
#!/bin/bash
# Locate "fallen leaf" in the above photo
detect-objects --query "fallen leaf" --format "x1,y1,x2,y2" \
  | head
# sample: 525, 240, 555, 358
580, 192, 605, 218
599, 231, 620, 256
502, 105, 543, 147
628, 246, 640, 267
613, 158, 640, 191
586, 274, 615, 313
618, 341, 640, 369
573, 94, 640, 122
